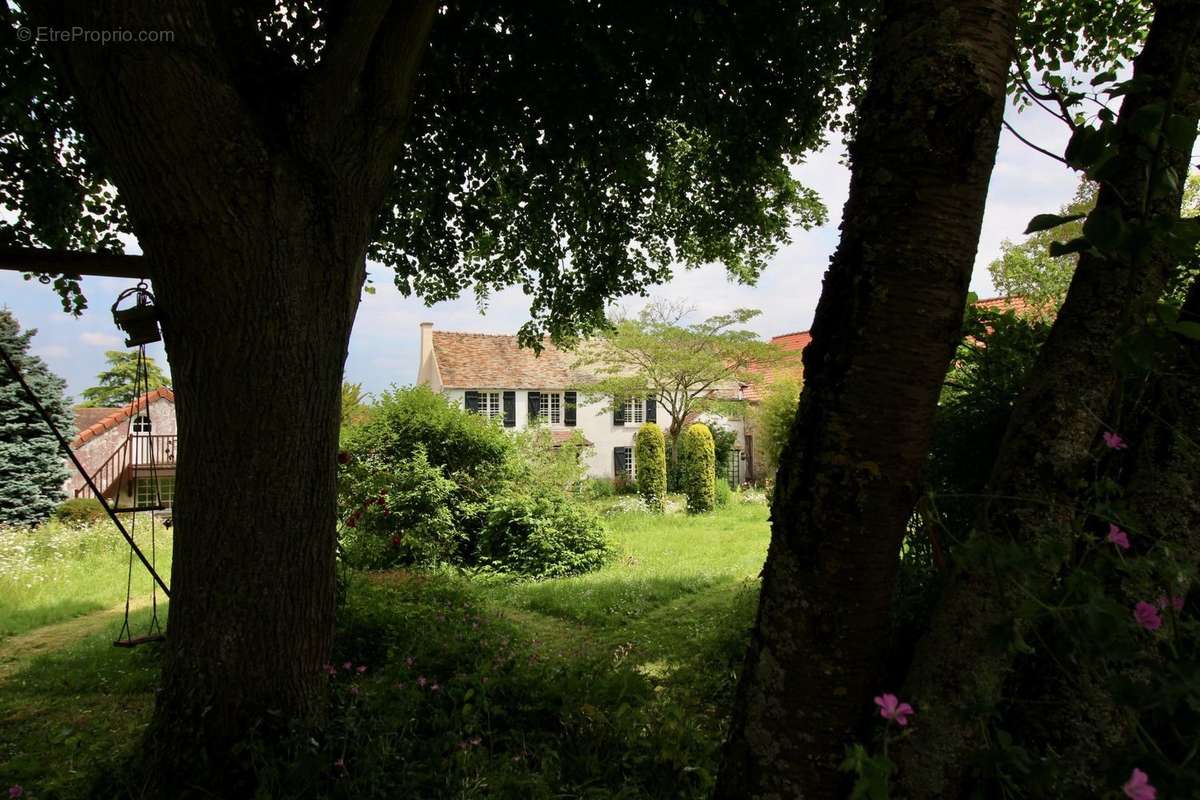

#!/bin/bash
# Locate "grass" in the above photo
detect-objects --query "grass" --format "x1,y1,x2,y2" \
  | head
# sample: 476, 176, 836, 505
0, 496, 769, 799
0, 519, 173, 640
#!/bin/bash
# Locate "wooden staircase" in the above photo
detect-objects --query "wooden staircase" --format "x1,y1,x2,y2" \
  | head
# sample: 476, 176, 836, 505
75, 435, 176, 505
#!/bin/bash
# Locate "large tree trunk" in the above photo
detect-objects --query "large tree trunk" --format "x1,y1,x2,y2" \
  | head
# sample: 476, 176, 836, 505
713, 1, 1017, 796
897, 3, 1200, 795
29, 0, 434, 790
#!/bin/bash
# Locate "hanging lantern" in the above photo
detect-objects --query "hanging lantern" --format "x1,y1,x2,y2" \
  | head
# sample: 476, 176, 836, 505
111, 282, 161, 347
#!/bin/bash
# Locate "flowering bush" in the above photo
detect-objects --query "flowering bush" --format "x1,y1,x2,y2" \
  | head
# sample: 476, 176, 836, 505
478, 492, 609, 579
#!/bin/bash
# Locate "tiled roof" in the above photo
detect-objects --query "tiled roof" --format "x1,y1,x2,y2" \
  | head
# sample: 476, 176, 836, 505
71, 387, 174, 447
432, 332, 588, 389
741, 332, 810, 402
974, 295, 1037, 315
73, 406, 120, 433
550, 429, 593, 447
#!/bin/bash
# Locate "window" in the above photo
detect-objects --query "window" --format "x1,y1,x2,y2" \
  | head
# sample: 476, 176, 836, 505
479, 391, 501, 420
539, 391, 563, 425
616, 446, 635, 479
132, 415, 152, 433
624, 397, 645, 424
135, 476, 175, 507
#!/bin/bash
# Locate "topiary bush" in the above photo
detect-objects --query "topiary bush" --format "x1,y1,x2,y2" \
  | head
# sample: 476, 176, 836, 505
52, 498, 107, 525
478, 491, 610, 579
678, 423, 716, 513
634, 422, 667, 511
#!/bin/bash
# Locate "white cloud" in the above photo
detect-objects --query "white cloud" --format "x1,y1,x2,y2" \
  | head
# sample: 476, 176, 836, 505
80, 331, 122, 347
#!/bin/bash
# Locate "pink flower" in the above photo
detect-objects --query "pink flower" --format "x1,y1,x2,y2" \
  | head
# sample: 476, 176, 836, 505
873, 693, 914, 726
1134, 602, 1162, 631
334, 757, 346, 774
356, 665, 368, 674
342, 661, 352, 671
1103, 431, 1128, 450
1123, 768, 1156, 800
1107, 524, 1130, 551
9, 786, 23, 799
1158, 594, 1185, 612
430, 682, 441, 693
417, 676, 427, 687
349, 685, 359, 697
323, 663, 337, 676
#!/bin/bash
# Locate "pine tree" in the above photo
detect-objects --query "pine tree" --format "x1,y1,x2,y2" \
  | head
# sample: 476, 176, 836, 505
0, 309, 72, 526
80, 350, 170, 407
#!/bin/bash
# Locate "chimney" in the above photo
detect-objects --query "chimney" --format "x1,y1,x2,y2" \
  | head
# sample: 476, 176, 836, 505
418, 322, 435, 388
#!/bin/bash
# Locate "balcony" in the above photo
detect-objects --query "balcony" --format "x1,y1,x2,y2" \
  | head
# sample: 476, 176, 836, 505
75, 434, 177, 510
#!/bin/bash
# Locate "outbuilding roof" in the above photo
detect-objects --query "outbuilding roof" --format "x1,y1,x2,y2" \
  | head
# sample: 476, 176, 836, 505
431, 331, 588, 389
71, 387, 175, 447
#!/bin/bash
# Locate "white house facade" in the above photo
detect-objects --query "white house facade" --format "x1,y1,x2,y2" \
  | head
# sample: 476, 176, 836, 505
416, 322, 752, 482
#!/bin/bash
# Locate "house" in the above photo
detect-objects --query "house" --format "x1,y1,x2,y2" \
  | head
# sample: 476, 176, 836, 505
67, 387, 178, 510
416, 322, 751, 481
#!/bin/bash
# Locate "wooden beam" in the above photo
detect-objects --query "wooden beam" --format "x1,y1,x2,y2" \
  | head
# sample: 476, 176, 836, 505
0, 246, 148, 280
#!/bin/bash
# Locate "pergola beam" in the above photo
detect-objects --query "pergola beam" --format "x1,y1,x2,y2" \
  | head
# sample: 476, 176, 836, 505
0, 246, 149, 280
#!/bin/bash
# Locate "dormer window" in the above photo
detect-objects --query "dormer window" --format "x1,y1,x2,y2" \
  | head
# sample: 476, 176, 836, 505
132, 415, 152, 433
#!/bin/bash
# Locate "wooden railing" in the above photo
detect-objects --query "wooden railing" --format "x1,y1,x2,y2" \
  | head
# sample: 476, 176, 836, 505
75, 435, 177, 500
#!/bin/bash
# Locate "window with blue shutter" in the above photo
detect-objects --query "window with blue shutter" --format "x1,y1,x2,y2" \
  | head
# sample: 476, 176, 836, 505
503, 391, 516, 427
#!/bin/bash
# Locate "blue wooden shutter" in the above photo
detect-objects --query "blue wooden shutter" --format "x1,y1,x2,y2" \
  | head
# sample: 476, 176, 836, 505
613, 398, 625, 426
464, 391, 480, 413
528, 391, 541, 422
564, 391, 577, 427
503, 391, 516, 427
613, 447, 627, 477
645, 395, 656, 423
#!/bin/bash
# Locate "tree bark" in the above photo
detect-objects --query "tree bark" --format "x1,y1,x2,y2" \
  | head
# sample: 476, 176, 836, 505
897, 3, 1200, 795
28, 0, 434, 790
713, 1, 1017, 796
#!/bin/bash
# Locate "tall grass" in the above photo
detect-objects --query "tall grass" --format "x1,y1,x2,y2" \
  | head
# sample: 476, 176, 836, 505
0, 518, 173, 640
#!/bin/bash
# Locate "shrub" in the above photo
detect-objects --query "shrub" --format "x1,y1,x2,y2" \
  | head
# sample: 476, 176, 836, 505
478, 491, 610, 578
747, 376, 800, 482
634, 423, 667, 511
338, 446, 463, 569
510, 426, 592, 496
52, 498, 107, 525
678, 423, 715, 513
714, 478, 732, 508
583, 478, 616, 500
612, 473, 638, 495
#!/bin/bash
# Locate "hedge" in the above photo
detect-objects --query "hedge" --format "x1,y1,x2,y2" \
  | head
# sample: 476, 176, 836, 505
634, 422, 667, 511
678, 423, 715, 513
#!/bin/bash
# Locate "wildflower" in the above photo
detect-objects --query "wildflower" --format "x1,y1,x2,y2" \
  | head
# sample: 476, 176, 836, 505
1123, 768, 1156, 800
334, 757, 346, 774
1134, 602, 1162, 631
1106, 524, 1131, 551
1103, 431, 1128, 450
873, 693, 914, 726
417, 676, 427, 687
323, 663, 337, 676
9, 786, 22, 798
405, 656, 415, 667
1158, 594, 1185, 612
470, 736, 482, 746
390, 535, 404, 548
349, 685, 359, 697
356, 665, 368, 674
430, 682, 441, 693
342, 661, 353, 671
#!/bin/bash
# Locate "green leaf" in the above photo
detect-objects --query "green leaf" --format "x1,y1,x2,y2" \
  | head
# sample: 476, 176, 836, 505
1164, 114, 1198, 151
1128, 103, 1165, 136
1048, 238, 1092, 257
1090, 70, 1117, 86
1024, 213, 1086, 234
1081, 207, 1124, 252
1168, 321, 1200, 341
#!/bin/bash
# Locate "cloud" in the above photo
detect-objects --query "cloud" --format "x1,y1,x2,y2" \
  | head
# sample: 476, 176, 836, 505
34, 344, 71, 360
80, 331, 122, 347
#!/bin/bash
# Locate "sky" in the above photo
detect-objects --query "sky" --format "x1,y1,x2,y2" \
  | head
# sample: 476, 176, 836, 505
0, 97, 1082, 401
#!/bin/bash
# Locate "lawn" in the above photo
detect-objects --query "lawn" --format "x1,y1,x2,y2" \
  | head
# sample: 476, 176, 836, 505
0, 498, 769, 798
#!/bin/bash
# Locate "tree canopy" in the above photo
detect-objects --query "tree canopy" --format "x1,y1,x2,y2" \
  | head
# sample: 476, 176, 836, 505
79, 349, 169, 408
573, 302, 792, 445
2, 1, 868, 342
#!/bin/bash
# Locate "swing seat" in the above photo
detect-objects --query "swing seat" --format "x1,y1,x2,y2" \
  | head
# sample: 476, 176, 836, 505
113, 634, 166, 648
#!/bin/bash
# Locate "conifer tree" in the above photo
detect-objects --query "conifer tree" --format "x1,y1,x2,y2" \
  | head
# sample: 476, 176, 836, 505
0, 309, 71, 526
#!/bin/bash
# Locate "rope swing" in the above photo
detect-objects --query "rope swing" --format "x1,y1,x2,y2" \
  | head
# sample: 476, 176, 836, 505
0, 280, 172, 649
